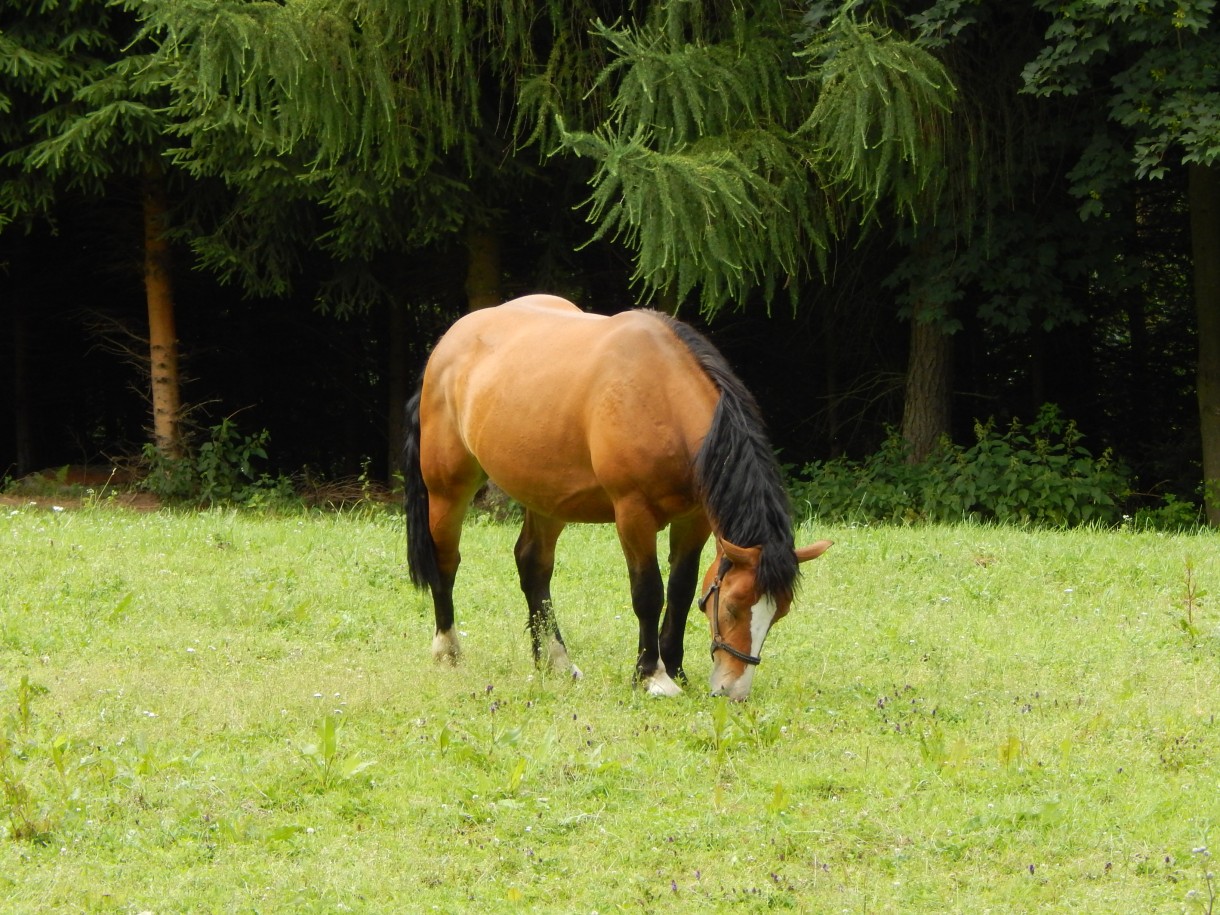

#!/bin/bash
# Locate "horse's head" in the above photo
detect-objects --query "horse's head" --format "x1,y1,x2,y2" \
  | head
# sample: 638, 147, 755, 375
700, 538, 832, 700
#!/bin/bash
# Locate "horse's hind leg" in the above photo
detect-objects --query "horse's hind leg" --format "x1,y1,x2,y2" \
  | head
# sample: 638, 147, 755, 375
515, 511, 581, 679
422, 450, 484, 664
426, 488, 478, 664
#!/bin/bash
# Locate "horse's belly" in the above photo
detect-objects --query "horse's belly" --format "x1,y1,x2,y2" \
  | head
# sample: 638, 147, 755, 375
509, 482, 618, 524
474, 441, 615, 522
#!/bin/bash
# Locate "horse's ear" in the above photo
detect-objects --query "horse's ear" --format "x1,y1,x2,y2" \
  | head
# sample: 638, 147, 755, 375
795, 540, 833, 563
719, 537, 761, 568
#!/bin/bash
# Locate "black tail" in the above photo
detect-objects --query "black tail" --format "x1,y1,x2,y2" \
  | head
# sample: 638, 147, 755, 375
403, 389, 441, 592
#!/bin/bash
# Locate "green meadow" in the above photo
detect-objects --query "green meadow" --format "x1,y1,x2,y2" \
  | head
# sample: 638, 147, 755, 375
1, 503, 1219, 912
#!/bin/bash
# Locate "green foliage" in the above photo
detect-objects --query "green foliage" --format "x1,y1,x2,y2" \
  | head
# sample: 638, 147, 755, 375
1021, 0, 1220, 182
145, 0, 432, 176
792, 404, 1131, 526
885, 208, 1095, 335
563, 122, 829, 310
141, 417, 296, 508
0, 0, 177, 214
554, 0, 957, 314
1127, 494, 1205, 532
797, 12, 956, 222
1, 676, 68, 844
0, 0, 133, 231
555, 5, 829, 311
696, 698, 785, 769
155, 4, 424, 164
1177, 556, 1209, 646
874, 3, 1117, 338
138, 0, 608, 308
296, 715, 376, 792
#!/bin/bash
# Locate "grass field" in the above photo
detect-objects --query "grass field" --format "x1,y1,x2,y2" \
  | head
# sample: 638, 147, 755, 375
2, 502, 1219, 912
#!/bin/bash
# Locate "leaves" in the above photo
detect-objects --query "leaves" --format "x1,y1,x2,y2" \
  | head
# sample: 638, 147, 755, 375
563, 121, 830, 310
792, 403, 1132, 526
797, 13, 956, 221
140, 418, 292, 507
298, 715, 377, 791
555, 2, 956, 314
1021, 0, 1220, 178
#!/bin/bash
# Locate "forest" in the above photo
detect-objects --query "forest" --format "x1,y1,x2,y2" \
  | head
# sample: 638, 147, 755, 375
2, 0, 1218, 523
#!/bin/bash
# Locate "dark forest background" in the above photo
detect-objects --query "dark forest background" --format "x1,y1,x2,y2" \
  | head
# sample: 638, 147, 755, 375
2, 0, 1215, 518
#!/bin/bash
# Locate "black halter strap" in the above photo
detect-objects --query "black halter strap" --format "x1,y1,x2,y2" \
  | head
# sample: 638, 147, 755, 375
697, 557, 762, 667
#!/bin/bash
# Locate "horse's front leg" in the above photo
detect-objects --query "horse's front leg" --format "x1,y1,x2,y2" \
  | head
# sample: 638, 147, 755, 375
515, 511, 581, 679
659, 516, 712, 684
617, 506, 682, 697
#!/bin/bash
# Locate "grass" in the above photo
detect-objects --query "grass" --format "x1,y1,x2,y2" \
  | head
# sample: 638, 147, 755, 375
2, 503, 1219, 912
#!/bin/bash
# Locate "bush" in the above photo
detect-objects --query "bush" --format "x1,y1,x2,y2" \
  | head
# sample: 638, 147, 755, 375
1126, 494, 1206, 532
791, 404, 1132, 527
141, 418, 298, 508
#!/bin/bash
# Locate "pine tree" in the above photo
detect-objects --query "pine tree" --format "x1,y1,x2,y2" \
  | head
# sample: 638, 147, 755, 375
547, 2, 957, 313
138, 0, 619, 311
1, 0, 186, 460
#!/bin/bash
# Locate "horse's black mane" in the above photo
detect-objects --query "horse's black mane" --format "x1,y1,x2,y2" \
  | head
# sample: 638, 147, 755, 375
655, 312, 799, 601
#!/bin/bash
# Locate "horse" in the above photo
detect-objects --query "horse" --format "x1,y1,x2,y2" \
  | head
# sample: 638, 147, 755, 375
403, 294, 831, 700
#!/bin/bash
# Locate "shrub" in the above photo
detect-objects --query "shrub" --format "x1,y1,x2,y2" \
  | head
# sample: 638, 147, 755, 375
791, 404, 1132, 526
1126, 494, 1206, 532
141, 418, 298, 508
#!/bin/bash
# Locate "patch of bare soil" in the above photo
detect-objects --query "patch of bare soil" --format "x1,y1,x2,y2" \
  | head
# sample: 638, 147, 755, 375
2, 465, 162, 512
0, 491, 162, 512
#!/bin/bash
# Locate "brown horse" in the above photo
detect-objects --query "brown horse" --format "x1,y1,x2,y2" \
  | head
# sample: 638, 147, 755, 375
404, 295, 831, 699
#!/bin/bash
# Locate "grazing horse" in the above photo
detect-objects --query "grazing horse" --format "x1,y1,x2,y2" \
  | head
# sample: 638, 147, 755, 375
403, 295, 831, 699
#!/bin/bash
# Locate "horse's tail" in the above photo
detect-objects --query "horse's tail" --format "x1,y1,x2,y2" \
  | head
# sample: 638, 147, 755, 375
403, 388, 441, 592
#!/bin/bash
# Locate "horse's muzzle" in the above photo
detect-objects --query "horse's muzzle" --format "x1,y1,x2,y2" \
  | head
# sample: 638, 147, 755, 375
710, 663, 756, 701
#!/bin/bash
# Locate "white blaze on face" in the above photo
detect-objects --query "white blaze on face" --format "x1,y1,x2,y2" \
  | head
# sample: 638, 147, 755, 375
748, 595, 779, 660
709, 595, 778, 700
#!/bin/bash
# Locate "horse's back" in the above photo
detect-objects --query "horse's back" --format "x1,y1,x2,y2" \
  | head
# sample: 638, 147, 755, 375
419, 296, 718, 521
430, 295, 597, 360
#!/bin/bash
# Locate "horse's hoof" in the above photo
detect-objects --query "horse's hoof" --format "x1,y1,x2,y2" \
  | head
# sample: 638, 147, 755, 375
570, 664, 583, 681
643, 671, 682, 698
431, 631, 461, 665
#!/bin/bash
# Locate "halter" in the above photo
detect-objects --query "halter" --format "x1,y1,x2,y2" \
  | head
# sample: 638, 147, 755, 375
697, 557, 763, 667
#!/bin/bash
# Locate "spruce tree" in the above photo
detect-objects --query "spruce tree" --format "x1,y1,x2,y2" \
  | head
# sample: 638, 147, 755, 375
1, 0, 186, 459
138, 0, 618, 311
548, 2, 956, 313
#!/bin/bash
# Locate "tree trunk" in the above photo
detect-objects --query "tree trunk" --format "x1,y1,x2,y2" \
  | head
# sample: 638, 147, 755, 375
901, 302, 954, 463
1190, 162, 1220, 525
143, 156, 183, 459
464, 227, 502, 312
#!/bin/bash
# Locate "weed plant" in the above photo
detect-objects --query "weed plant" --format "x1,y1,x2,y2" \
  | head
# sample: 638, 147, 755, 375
1, 504, 1219, 911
